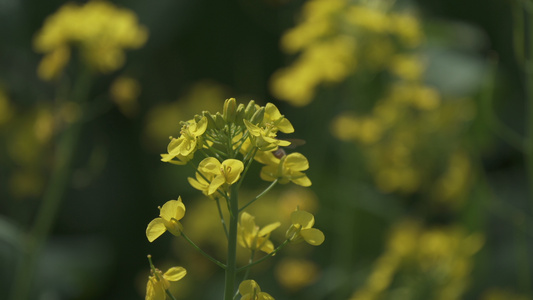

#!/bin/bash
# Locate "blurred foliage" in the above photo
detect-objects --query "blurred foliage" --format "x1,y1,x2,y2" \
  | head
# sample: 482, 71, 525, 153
1, 0, 532, 299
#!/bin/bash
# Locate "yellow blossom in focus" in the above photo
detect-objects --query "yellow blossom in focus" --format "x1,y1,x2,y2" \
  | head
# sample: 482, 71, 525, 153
161, 117, 208, 161
286, 210, 324, 245
146, 198, 186, 242
262, 103, 294, 133
238, 212, 280, 254
146, 264, 186, 300
34, 1, 148, 79
110, 76, 141, 117
239, 280, 275, 300
260, 152, 312, 187
188, 157, 244, 195
244, 119, 291, 151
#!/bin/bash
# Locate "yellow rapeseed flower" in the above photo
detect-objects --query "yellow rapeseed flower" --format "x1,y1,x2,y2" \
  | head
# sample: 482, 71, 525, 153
262, 103, 294, 133
260, 152, 311, 187
286, 210, 324, 246
34, 1, 148, 79
161, 117, 208, 162
237, 212, 280, 254
244, 120, 291, 151
239, 280, 275, 300
188, 157, 244, 195
146, 198, 186, 242
146, 264, 186, 300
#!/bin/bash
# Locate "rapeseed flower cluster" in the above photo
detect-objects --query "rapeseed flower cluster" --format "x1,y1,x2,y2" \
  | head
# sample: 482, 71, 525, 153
34, 1, 148, 80
275, 0, 474, 207
350, 221, 483, 300
271, 0, 422, 106
146, 98, 323, 299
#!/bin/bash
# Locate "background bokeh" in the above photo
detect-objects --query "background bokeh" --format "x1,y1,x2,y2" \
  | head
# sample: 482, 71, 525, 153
1, 0, 532, 299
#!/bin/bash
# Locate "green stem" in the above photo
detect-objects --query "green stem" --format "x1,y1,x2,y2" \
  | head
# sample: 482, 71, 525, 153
236, 239, 290, 272
223, 185, 239, 300
10, 67, 92, 300
236, 147, 258, 191
518, 1, 532, 293
215, 197, 229, 238
239, 179, 278, 212
181, 232, 226, 269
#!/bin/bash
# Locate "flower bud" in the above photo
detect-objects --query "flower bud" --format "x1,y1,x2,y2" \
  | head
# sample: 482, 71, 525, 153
244, 100, 257, 119
214, 112, 225, 129
223, 98, 237, 122
250, 107, 265, 124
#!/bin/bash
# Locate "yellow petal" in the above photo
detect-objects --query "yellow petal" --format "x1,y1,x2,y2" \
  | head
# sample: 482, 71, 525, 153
259, 239, 275, 254
276, 118, 294, 133
284, 153, 309, 171
163, 266, 187, 282
240, 212, 257, 233
199, 157, 221, 174
244, 119, 261, 136
222, 159, 244, 184
190, 116, 207, 136
145, 277, 158, 300
260, 165, 279, 182
208, 174, 226, 195
159, 198, 186, 221
264, 103, 282, 121
239, 280, 261, 295
291, 174, 312, 187
146, 218, 167, 242
291, 210, 315, 228
258, 222, 281, 236
301, 228, 325, 246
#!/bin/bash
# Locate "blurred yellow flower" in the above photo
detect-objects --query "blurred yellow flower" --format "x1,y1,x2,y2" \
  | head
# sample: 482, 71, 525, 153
260, 152, 312, 187
350, 220, 484, 300
110, 76, 141, 117
238, 280, 275, 300
188, 157, 244, 195
146, 265, 186, 300
146, 198, 186, 242
238, 212, 280, 254
286, 210, 324, 246
275, 258, 319, 292
34, 1, 148, 79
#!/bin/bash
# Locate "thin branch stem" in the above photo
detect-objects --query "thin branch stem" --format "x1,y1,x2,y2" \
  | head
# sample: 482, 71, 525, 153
236, 239, 290, 273
239, 179, 278, 212
215, 197, 229, 238
181, 232, 226, 269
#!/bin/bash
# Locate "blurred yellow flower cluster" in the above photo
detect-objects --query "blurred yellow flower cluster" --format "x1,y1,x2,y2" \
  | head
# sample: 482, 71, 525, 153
271, 0, 422, 106
331, 86, 475, 204
34, 0, 148, 80
350, 220, 484, 300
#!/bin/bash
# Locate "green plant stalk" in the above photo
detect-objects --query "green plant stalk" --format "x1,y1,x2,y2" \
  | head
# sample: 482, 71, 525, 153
236, 239, 290, 272
182, 232, 226, 269
10, 67, 92, 300
223, 184, 239, 300
522, 3, 533, 293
